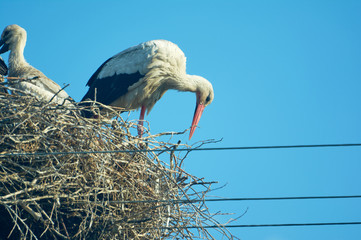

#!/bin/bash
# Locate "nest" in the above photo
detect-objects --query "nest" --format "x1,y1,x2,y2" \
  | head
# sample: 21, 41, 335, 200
0, 81, 235, 240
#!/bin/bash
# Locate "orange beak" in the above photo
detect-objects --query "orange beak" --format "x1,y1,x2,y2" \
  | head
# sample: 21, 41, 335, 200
189, 101, 205, 140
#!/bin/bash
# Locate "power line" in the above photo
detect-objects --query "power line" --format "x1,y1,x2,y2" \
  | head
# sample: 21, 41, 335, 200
130, 221, 361, 230
107, 195, 361, 204
215, 221, 361, 228
1, 143, 360, 157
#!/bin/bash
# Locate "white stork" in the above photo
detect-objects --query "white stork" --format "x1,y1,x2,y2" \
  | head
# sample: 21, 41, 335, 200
0, 56, 7, 76
0, 24, 73, 105
81, 40, 214, 140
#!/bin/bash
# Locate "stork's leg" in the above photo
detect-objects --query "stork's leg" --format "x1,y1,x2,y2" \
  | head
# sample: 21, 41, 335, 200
138, 106, 146, 137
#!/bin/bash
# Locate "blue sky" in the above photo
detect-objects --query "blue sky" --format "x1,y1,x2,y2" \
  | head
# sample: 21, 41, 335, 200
1, 0, 361, 239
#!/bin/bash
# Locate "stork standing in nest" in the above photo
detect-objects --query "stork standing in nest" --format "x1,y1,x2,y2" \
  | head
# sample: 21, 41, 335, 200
81, 40, 214, 140
0, 24, 72, 105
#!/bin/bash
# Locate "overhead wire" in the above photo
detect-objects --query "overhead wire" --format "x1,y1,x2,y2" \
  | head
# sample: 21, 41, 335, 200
1, 143, 360, 231
0, 143, 360, 157
107, 195, 361, 204
128, 221, 361, 230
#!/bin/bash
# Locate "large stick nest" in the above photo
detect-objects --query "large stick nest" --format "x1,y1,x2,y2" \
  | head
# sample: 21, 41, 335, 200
0, 80, 235, 240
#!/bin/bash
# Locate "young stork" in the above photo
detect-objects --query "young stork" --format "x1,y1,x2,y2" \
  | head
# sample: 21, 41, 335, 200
0, 24, 72, 105
81, 40, 214, 140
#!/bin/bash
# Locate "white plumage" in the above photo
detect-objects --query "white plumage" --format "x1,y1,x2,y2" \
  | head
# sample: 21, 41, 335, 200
0, 24, 72, 105
82, 40, 214, 139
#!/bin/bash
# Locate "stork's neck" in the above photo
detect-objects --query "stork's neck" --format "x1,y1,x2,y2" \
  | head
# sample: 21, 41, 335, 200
165, 74, 200, 93
8, 40, 28, 70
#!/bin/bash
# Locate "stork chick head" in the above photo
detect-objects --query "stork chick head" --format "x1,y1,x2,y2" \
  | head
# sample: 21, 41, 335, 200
0, 24, 27, 54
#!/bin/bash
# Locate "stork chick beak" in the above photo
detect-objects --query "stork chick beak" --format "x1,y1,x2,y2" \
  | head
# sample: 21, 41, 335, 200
189, 103, 205, 140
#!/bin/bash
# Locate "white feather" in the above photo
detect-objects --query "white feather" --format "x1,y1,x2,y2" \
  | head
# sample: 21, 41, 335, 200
98, 40, 186, 78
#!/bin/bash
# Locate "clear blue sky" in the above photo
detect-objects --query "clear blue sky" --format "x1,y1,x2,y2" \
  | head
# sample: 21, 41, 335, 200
2, 1, 361, 239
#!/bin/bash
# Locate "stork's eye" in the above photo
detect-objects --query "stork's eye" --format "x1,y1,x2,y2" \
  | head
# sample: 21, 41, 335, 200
205, 95, 211, 103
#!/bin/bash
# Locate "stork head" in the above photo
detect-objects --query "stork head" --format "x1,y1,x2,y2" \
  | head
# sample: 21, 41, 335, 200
0, 25, 27, 54
189, 75, 214, 140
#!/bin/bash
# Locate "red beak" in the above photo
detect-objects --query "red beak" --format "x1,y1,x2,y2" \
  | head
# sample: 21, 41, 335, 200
189, 103, 205, 140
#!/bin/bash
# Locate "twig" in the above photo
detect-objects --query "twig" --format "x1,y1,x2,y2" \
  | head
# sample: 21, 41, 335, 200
48, 83, 70, 104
